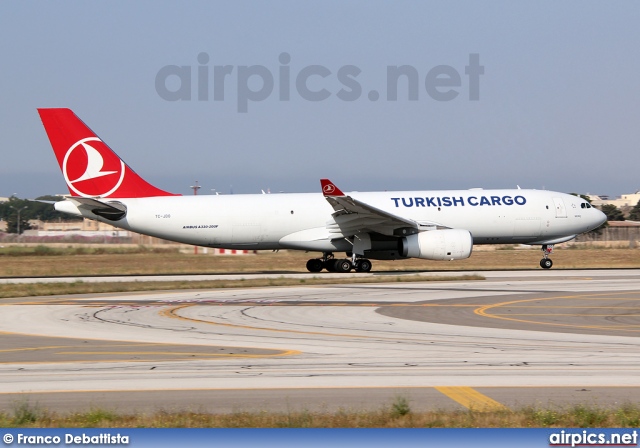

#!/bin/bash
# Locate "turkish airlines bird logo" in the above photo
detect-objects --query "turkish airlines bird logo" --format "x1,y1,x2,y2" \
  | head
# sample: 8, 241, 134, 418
323, 184, 336, 194
63, 137, 125, 197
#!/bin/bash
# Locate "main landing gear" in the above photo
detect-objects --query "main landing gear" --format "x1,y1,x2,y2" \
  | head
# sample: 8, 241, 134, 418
306, 253, 373, 273
540, 244, 554, 269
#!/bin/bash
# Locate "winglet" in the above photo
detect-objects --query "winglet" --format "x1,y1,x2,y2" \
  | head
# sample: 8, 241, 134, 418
320, 179, 345, 197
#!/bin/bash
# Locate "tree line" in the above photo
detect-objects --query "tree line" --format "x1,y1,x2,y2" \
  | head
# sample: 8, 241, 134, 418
0, 196, 82, 234
601, 201, 640, 221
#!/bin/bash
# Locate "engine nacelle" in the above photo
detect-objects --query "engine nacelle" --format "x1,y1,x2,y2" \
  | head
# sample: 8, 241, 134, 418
401, 229, 473, 261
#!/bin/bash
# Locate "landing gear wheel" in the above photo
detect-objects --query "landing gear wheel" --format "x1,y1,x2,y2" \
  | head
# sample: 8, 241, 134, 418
540, 244, 554, 269
306, 258, 323, 273
355, 259, 372, 272
336, 259, 352, 273
319, 252, 335, 272
540, 258, 553, 269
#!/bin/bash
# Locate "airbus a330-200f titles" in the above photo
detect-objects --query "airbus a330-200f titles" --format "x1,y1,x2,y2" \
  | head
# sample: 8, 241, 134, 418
37, 108, 607, 273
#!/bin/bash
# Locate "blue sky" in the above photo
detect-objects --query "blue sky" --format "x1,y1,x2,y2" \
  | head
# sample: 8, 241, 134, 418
1, 1, 639, 198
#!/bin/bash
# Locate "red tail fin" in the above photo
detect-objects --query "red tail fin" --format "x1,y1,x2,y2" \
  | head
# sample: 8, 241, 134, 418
38, 108, 178, 198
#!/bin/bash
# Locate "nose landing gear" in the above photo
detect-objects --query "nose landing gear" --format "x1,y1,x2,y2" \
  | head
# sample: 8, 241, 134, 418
540, 244, 554, 269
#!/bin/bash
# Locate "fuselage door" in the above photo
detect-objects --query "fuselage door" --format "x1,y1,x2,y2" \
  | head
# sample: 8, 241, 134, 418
553, 197, 567, 218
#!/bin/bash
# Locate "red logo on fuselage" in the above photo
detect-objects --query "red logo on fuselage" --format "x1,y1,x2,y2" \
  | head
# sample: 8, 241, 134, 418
63, 137, 125, 197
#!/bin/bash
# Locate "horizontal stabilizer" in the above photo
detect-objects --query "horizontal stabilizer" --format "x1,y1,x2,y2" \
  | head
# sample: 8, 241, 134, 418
69, 197, 127, 221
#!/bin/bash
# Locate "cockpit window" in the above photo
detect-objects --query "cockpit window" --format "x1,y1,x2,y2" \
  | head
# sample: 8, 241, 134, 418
580, 203, 592, 209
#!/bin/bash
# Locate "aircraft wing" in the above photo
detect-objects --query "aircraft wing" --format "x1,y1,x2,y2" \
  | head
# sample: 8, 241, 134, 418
320, 179, 446, 237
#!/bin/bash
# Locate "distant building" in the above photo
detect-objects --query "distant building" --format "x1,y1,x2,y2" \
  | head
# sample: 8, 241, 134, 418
24, 218, 130, 237
24, 218, 167, 245
588, 190, 640, 208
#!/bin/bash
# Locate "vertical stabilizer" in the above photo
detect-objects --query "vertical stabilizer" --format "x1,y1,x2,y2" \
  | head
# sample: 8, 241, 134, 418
38, 108, 178, 198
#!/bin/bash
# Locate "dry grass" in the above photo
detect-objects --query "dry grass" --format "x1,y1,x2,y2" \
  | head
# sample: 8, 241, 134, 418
0, 247, 638, 278
0, 246, 636, 298
0, 275, 483, 299
3, 400, 640, 427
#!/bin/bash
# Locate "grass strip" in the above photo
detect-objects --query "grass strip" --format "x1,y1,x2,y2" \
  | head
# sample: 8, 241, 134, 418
0, 275, 484, 299
3, 400, 640, 427
0, 248, 638, 278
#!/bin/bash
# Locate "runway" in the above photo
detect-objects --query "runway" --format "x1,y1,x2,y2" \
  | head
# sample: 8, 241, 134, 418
1, 269, 639, 413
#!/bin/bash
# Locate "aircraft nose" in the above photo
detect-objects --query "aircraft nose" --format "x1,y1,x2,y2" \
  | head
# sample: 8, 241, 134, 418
593, 208, 607, 228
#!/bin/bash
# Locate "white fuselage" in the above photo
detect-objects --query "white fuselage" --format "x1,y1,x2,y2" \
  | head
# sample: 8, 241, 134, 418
60, 188, 606, 258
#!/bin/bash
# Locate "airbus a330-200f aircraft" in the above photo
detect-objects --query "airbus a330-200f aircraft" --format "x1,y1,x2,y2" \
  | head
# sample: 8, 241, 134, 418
38, 108, 607, 273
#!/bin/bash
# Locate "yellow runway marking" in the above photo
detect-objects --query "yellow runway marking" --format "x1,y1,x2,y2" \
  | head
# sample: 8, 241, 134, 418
435, 386, 509, 411
495, 313, 640, 317
162, 305, 377, 339
53, 351, 295, 358
474, 292, 640, 333
491, 305, 640, 309
162, 303, 483, 340
0, 331, 298, 363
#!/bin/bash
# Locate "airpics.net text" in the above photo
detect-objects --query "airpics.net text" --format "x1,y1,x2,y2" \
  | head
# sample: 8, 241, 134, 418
155, 52, 483, 112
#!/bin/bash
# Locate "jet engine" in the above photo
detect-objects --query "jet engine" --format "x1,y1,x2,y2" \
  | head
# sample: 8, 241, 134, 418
400, 229, 473, 261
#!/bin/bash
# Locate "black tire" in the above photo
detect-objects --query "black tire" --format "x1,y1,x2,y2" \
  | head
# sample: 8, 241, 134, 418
336, 259, 352, 273
325, 259, 337, 272
540, 258, 553, 269
355, 259, 372, 272
306, 259, 323, 273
